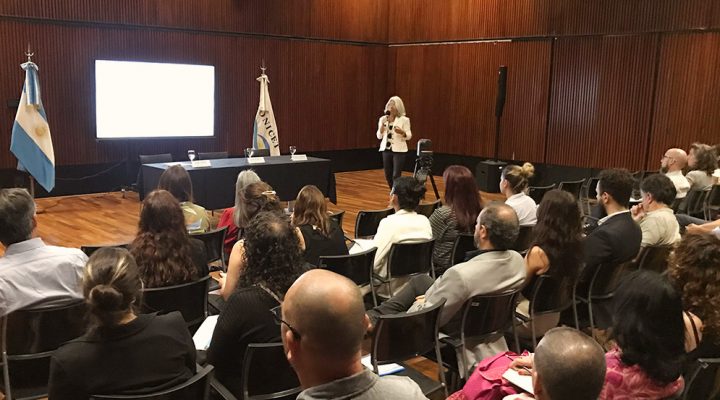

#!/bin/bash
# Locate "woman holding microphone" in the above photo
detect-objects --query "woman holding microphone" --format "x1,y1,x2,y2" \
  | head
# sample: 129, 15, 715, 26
377, 96, 412, 189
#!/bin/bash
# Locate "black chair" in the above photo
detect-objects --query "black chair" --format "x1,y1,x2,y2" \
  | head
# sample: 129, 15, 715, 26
450, 233, 476, 267
704, 185, 720, 221
575, 261, 633, 340
328, 210, 345, 229
528, 184, 555, 204
416, 200, 441, 219
633, 244, 673, 274
511, 226, 534, 253
319, 247, 378, 306
558, 179, 585, 200
370, 298, 448, 397
91, 365, 214, 400
1, 301, 87, 400
682, 357, 720, 400
197, 151, 229, 160
141, 276, 210, 331
81, 243, 130, 257
517, 274, 577, 349
443, 290, 521, 379
136, 153, 173, 197
242, 343, 301, 400
354, 208, 394, 239
582, 177, 600, 215
380, 239, 435, 296
248, 148, 270, 157
683, 189, 710, 218
191, 227, 228, 271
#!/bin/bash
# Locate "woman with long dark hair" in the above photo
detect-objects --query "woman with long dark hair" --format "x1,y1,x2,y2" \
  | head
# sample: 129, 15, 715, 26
49, 248, 195, 399
429, 165, 482, 273
207, 211, 306, 398
291, 185, 348, 266
157, 165, 210, 233
500, 163, 537, 225
129, 190, 207, 288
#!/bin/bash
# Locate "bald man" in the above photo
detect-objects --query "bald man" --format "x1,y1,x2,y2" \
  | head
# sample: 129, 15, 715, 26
661, 148, 690, 199
281, 269, 428, 400
505, 327, 606, 400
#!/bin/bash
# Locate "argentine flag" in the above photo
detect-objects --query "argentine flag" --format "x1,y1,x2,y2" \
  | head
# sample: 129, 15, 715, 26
252, 72, 280, 156
10, 61, 55, 192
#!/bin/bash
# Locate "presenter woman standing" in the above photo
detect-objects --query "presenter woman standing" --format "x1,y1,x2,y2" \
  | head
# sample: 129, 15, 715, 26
377, 96, 412, 189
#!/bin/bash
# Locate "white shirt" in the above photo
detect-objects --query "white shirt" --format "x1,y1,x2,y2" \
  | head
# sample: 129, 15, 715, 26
0, 238, 87, 316
505, 193, 537, 226
665, 170, 690, 199
372, 210, 432, 277
598, 209, 631, 225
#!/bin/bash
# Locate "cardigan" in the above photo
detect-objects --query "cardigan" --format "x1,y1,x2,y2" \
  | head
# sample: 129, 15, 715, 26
376, 115, 412, 153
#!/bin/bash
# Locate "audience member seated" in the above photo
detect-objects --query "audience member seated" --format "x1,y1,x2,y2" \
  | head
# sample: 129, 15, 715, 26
599, 271, 685, 399
207, 211, 306, 398
0, 188, 87, 316
630, 174, 681, 247
429, 165, 482, 273
584, 169, 641, 272
367, 203, 525, 361
218, 182, 284, 300
686, 218, 720, 236
661, 147, 690, 199
669, 233, 720, 359
292, 185, 348, 266
500, 163, 537, 226
217, 169, 261, 256
450, 327, 606, 400
282, 269, 428, 400
370, 176, 432, 278
49, 248, 196, 399
686, 142, 718, 191
157, 165, 210, 233
129, 190, 207, 288
516, 190, 583, 339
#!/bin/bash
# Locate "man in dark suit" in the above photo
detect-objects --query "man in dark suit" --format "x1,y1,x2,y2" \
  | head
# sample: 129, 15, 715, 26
584, 168, 642, 270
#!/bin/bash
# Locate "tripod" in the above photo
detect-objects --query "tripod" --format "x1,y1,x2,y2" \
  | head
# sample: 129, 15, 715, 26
413, 152, 440, 201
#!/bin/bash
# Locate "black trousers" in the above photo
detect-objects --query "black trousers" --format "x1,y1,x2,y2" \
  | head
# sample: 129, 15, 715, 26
382, 151, 407, 189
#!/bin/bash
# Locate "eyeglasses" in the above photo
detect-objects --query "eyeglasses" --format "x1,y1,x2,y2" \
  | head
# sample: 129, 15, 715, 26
270, 306, 301, 339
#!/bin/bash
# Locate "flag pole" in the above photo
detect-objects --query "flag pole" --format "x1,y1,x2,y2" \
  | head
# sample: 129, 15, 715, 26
22, 45, 45, 213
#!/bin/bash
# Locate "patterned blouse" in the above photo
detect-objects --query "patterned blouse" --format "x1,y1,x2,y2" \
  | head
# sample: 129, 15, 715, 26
599, 348, 683, 400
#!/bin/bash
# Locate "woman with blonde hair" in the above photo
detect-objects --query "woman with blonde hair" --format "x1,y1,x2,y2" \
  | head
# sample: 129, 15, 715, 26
49, 247, 195, 398
500, 162, 537, 225
376, 96, 412, 189
291, 185, 348, 266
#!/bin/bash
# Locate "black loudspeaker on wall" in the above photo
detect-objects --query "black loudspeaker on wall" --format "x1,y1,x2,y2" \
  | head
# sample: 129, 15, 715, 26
476, 65, 508, 192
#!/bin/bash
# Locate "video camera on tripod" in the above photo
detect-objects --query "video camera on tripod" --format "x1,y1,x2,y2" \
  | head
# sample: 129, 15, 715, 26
413, 139, 440, 200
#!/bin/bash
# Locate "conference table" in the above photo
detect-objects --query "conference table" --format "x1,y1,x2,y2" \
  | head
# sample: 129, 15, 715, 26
141, 156, 337, 210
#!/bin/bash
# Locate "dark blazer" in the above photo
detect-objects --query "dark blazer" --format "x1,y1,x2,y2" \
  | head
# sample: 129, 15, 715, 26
583, 211, 642, 271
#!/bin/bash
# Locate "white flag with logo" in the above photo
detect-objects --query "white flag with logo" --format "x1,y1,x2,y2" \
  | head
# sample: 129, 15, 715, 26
252, 72, 280, 156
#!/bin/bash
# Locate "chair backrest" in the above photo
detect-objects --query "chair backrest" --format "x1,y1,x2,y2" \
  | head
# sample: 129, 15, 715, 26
371, 298, 446, 366
141, 276, 209, 328
250, 148, 270, 157
328, 210, 345, 229
682, 357, 720, 400
242, 343, 301, 400
450, 233, 476, 266
197, 151, 228, 160
704, 185, 720, 220
558, 179, 585, 200
528, 184, 556, 204
2, 301, 87, 400
685, 189, 709, 216
528, 274, 576, 317
416, 200, 441, 219
511, 226, 534, 253
319, 247, 377, 287
584, 177, 601, 200
139, 153, 173, 165
354, 208, 394, 239
588, 260, 634, 300
387, 239, 435, 279
91, 365, 214, 400
636, 245, 673, 274
81, 244, 130, 257
191, 227, 227, 269
461, 290, 521, 344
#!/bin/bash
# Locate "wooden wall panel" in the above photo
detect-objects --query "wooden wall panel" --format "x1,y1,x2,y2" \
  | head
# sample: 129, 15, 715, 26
0, 0, 389, 43
391, 40, 550, 163
0, 20, 387, 169
648, 33, 720, 168
547, 35, 658, 170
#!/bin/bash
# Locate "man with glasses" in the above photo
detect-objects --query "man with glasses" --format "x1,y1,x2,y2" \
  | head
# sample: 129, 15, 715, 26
660, 148, 690, 199
280, 269, 428, 400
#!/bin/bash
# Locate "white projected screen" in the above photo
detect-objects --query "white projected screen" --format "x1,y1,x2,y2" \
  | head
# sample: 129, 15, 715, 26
95, 60, 215, 139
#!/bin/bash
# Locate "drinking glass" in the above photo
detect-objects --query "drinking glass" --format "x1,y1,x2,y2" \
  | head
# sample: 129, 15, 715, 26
245, 148, 255, 158
289, 146, 297, 156
188, 150, 196, 162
